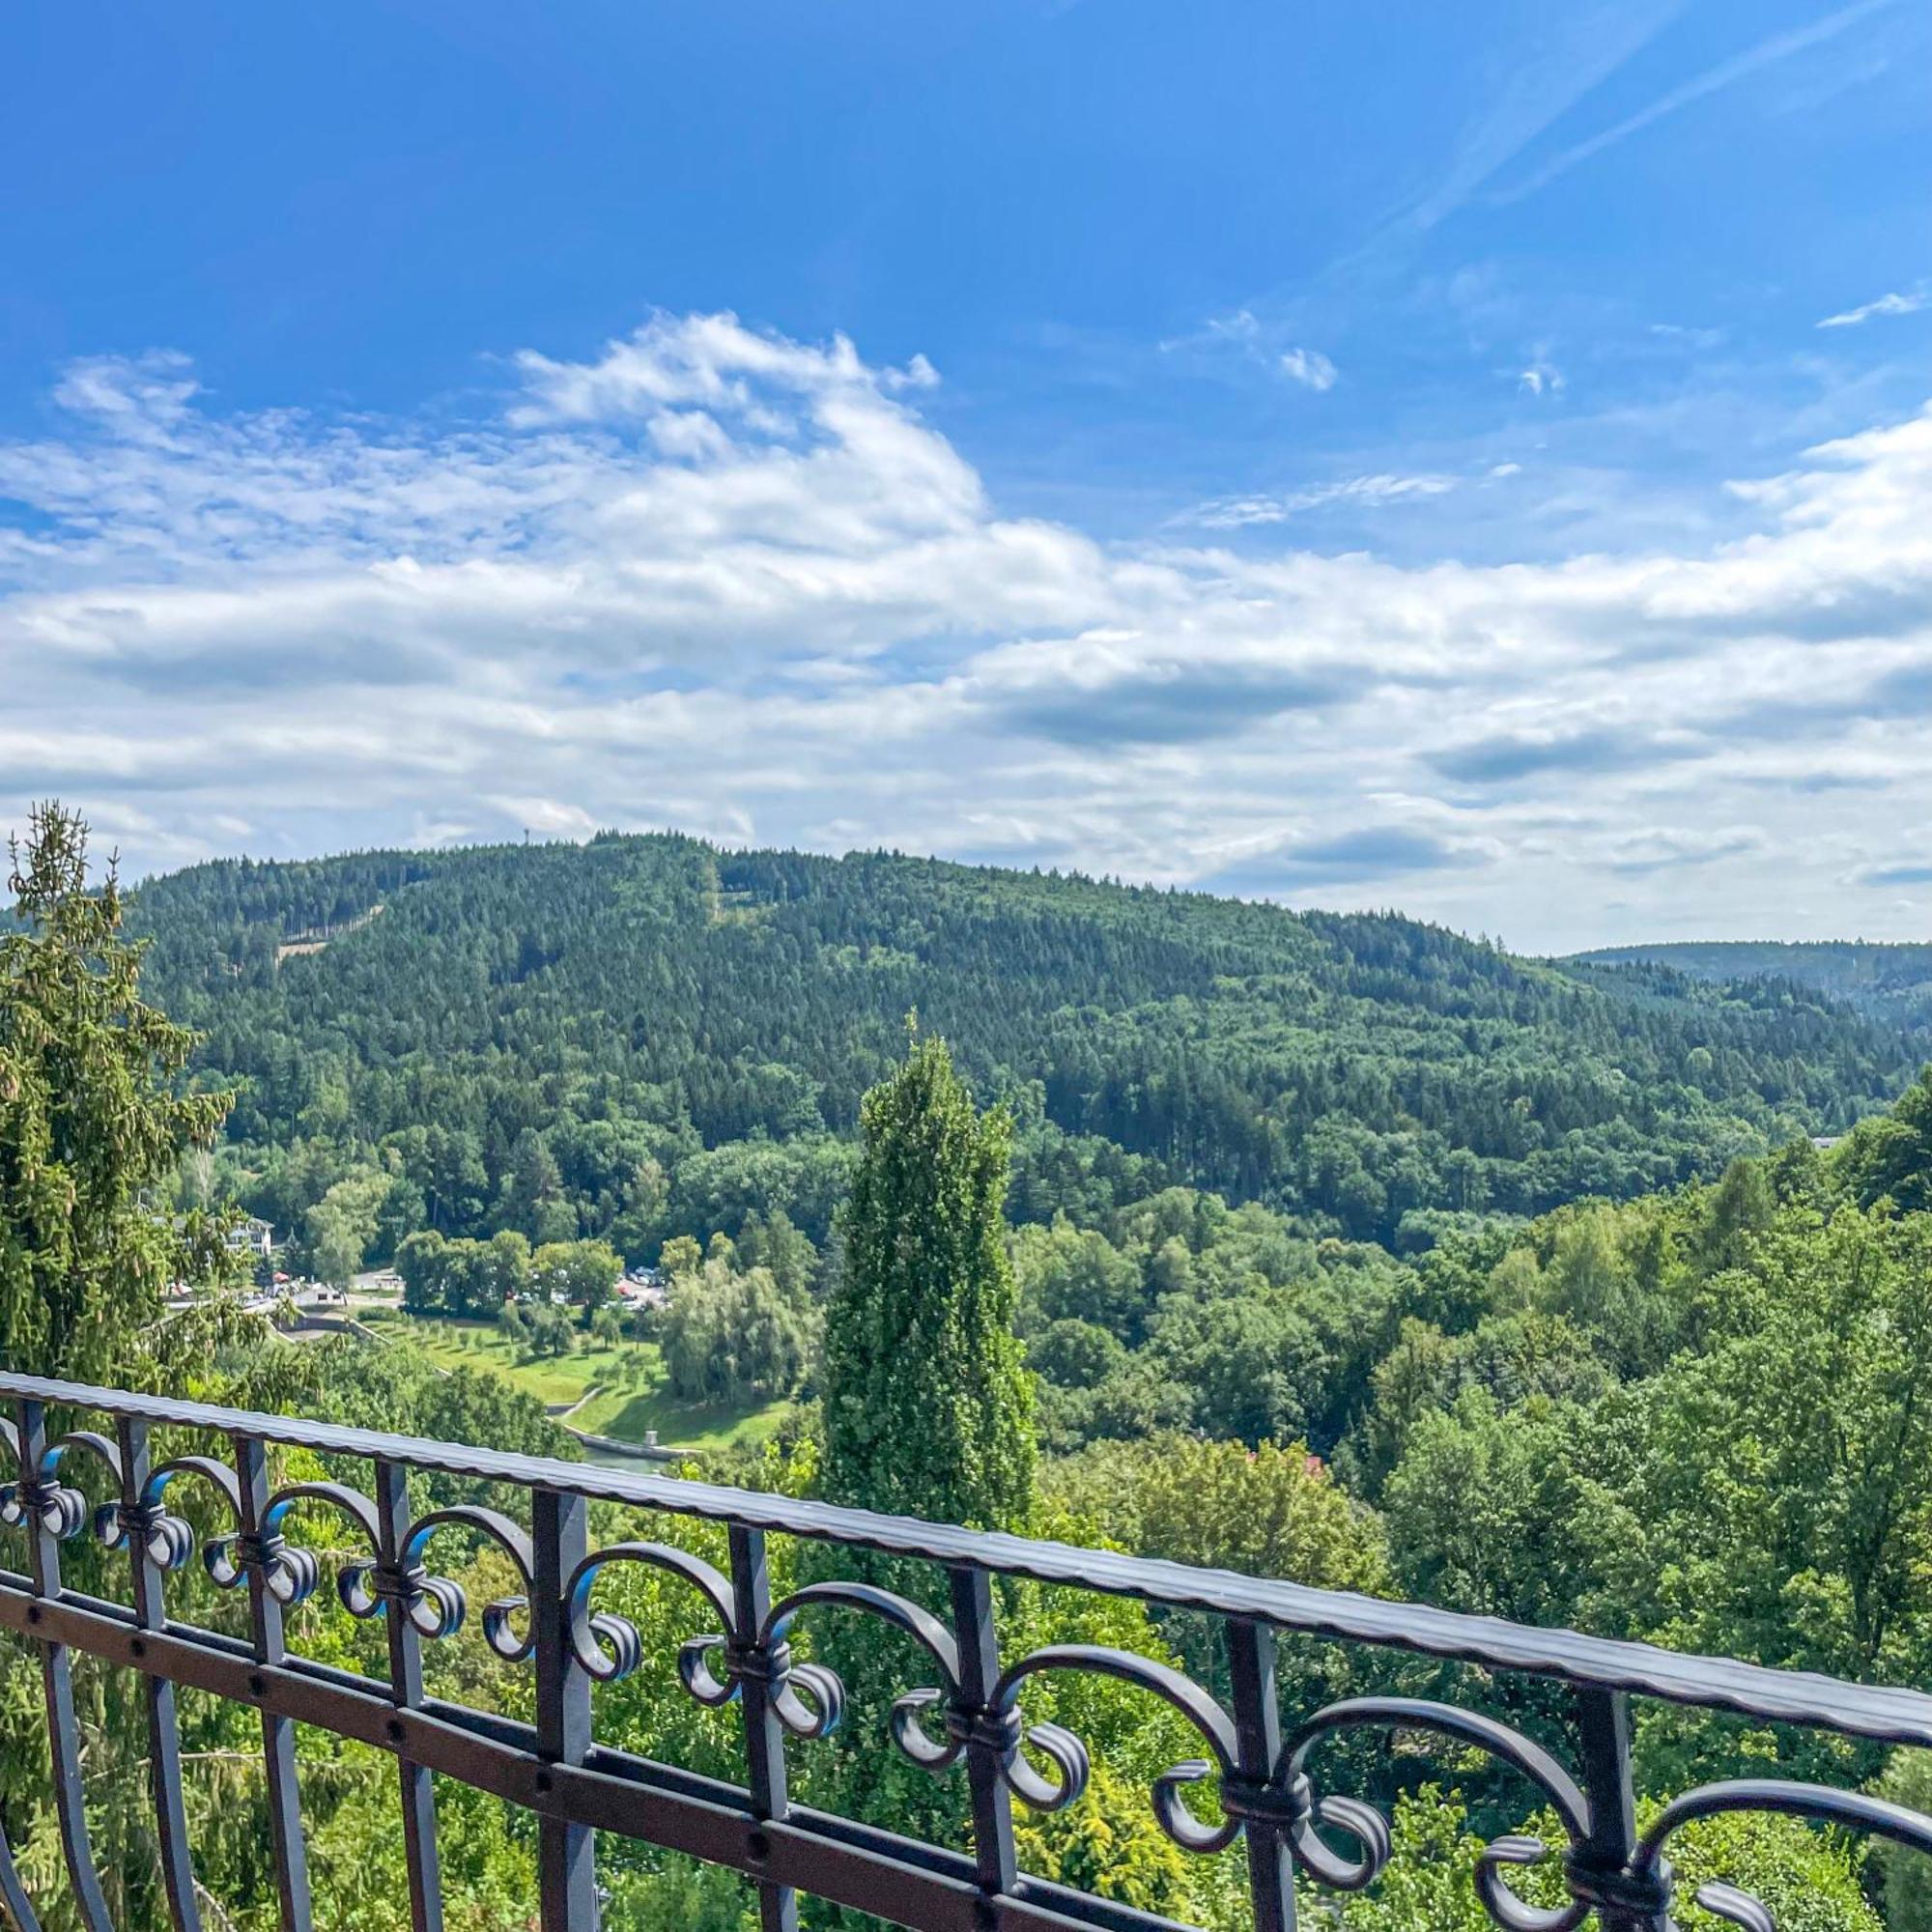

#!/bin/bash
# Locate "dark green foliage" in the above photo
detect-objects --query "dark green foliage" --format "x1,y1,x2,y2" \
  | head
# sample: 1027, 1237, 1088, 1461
660, 1253, 815, 1403
123, 834, 1915, 1259
1574, 939, 1932, 1032
1016, 1195, 1411, 1457
1, 803, 237, 1378
1835, 1065, 1932, 1211
822, 1031, 1036, 1530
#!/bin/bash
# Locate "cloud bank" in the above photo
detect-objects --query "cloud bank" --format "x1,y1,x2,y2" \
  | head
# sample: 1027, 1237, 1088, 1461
7, 312, 1932, 951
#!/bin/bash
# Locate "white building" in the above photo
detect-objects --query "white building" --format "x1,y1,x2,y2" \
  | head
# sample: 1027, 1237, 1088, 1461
224, 1217, 275, 1262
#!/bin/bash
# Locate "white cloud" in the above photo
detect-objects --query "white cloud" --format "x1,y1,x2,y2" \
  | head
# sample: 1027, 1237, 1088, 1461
1185, 473, 1457, 528
1400, 1, 1688, 231
1162, 312, 1336, 392
1817, 287, 1929, 328
1279, 347, 1338, 391
1490, 0, 1896, 206
7, 312, 1932, 951
1519, 357, 1566, 396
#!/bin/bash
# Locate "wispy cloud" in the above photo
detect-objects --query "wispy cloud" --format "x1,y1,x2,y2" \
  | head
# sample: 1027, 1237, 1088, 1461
1600, 826, 1766, 874
8, 315, 1932, 947
1279, 347, 1337, 391
1491, 0, 1897, 205
1184, 472, 1457, 529
1162, 311, 1337, 391
1818, 286, 1929, 328
1399, 1, 1688, 232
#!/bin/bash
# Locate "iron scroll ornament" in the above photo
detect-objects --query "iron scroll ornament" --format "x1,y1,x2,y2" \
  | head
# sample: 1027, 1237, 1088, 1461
554, 1540, 849, 1729
202, 1478, 380, 1605
99, 1453, 242, 1573
560, 1538, 742, 1686
1622, 1780, 1932, 1932
1279, 1698, 1594, 1932
0, 1430, 120, 1545
338, 1504, 537, 1652
740, 1579, 1088, 1798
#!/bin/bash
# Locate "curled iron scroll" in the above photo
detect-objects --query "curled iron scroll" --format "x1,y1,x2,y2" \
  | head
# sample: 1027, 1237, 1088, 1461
204, 1478, 380, 1607
990, 1644, 1239, 1849
1, 1432, 126, 1544
560, 1540, 737, 1687
1281, 1697, 1592, 1932
1633, 1779, 1932, 1932
338, 1504, 535, 1647
102, 1455, 245, 1575
760, 1579, 962, 1747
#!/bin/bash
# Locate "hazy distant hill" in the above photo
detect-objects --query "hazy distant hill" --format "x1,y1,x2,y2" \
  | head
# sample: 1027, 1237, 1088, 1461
127, 836, 1921, 1249
1573, 941, 1932, 1028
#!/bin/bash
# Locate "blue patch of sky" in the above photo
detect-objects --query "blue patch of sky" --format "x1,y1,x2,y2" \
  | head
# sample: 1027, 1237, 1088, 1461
5, 0, 1927, 556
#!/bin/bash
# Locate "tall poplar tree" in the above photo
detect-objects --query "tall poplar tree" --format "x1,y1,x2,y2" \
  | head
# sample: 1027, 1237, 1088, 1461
822, 1026, 1036, 1530
0, 802, 232, 1381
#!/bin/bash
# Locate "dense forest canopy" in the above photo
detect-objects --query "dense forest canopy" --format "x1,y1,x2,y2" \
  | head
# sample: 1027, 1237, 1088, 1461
128, 832, 1921, 1263
16, 810, 1932, 1931
1574, 940, 1932, 1028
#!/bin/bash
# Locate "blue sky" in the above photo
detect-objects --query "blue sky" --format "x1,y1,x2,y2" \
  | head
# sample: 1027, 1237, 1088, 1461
5, 0, 1931, 950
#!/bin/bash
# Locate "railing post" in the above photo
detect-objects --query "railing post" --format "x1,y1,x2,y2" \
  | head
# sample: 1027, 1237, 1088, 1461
17, 1400, 112, 1932
1571, 1688, 1673, 1932
728, 1525, 798, 1932
233, 1433, 313, 1932
533, 1488, 597, 1930
1227, 1619, 1296, 1932
949, 1565, 1018, 1901
117, 1414, 203, 1932
374, 1458, 444, 1932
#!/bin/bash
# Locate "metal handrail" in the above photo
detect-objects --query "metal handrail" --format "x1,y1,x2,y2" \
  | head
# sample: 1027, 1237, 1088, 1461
0, 1370, 1928, 1932
0, 1370, 1925, 1744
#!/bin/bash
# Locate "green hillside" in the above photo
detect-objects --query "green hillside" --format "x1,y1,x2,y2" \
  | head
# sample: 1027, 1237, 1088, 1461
127, 833, 1921, 1254
1573, 940, 1932, 1027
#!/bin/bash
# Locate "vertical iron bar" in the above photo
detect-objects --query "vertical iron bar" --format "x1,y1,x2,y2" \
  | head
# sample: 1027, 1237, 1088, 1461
1573, 1688, 1668, 1932
117, 1415, 203, 1932
1227, 1618, 1296, 1932
0, 1826, 40, 1932
949, 1565, 1018, 1899
728, 1525, 798, 1932
17, 1401, 113, 1932
233, 1434, 312, 1932
532, 1488, 596, 1931
374, 1459, 443, 1932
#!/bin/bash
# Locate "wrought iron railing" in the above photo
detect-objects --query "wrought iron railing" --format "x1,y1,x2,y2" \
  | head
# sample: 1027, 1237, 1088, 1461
0, 1371, 1929, 1932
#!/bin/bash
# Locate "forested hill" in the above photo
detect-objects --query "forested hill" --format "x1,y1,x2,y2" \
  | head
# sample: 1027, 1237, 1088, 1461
129, 834, 1919, 1252
1574, 940, 1932, 1027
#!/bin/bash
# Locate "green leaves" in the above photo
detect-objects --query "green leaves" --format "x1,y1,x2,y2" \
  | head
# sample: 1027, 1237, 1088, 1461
1, 802, 238, 1381
823, 1030, 1036, 1532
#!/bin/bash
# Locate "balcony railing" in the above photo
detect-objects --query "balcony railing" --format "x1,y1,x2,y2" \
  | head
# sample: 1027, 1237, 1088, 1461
0, 1370, 1930, 1932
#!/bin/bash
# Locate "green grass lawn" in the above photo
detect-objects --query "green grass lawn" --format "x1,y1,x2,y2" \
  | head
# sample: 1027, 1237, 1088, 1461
398, 1317, 785, 1454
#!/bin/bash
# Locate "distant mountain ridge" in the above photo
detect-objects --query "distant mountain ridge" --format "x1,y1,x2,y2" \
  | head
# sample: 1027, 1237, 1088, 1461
1571, 941, 1932, 1026
125, 835, 1924, 1249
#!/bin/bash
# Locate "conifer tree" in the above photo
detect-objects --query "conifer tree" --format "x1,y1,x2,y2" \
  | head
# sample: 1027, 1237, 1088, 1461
0, 802, 232, 1380
822, 1025, 1036, 1530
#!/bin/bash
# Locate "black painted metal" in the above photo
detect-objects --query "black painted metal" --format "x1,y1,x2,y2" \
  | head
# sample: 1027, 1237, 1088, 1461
951, 1564, 1020, 1899
234, 1434, 315, 1932
116, 1414, 204, 1932
1, 1371, 1931, 1932
535, 1487, 597, 1930
730, 1523, 801, 1932
2, 1370, 1929, 1744
17, 1400, 114, 1932
375, 1457, 445, 1932
1226, 1621, 1294, 1932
